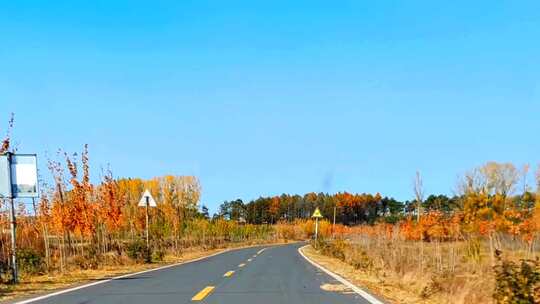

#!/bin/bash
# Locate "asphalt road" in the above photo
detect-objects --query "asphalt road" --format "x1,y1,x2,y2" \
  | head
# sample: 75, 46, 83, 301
22, 243, 372, 304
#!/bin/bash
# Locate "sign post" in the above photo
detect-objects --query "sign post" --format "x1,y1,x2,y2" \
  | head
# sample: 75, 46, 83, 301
0, 153, 39, 284
311, 207, 323, 241
6, 153, 17, 283
138, 190, 156, 248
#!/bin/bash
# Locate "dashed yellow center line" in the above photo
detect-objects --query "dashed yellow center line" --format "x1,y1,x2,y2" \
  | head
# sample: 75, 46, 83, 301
223, 270, 235, 277
238, 263, 246, 267
191, 286, 215, 301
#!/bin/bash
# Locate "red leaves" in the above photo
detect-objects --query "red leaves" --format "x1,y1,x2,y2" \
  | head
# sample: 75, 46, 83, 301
98, 171, 123, 231
334, 192, 380, 209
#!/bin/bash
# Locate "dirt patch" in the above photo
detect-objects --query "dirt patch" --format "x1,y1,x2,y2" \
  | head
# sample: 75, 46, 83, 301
320, 283, 351, 293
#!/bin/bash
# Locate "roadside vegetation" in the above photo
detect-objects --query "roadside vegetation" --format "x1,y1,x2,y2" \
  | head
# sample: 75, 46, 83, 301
302, 164, 540, 304
2, 116, 539, 303
0, 118, 306, 299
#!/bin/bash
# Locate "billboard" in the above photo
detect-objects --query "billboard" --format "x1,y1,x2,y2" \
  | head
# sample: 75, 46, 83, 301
0, 154, 39, 198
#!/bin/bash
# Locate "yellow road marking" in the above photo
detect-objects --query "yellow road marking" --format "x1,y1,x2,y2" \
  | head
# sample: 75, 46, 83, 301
191, 286, 215, 301
247, 258, 252, 262
223, 270, 235, 277
238, 263, 246, 267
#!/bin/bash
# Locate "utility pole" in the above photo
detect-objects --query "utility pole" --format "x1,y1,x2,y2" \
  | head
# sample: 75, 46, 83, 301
332, 205, 337, 238
414, 171, 424, 222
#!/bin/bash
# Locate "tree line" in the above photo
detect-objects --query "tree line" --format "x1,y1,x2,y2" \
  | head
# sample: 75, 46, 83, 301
217, 161, 540, 253
217, 192, 465, 225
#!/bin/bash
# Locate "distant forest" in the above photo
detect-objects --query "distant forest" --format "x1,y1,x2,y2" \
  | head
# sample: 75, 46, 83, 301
216, 192, 470, 225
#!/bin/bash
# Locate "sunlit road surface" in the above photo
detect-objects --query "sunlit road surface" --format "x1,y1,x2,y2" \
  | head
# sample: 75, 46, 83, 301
19, 243, 372, 304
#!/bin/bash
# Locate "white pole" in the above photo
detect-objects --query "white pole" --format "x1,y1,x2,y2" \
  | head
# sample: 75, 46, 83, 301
145, 196, 149, 248
333, 206, 336, 238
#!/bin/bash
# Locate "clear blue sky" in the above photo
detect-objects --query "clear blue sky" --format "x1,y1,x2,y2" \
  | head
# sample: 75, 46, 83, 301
1, 1, 539, 213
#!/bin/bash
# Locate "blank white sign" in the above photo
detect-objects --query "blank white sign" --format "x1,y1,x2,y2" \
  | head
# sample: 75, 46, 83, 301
10, 155, 38, 198
0, 155, 10, 198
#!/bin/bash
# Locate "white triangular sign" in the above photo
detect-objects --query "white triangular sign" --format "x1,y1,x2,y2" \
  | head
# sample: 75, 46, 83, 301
138, 189, 157, 207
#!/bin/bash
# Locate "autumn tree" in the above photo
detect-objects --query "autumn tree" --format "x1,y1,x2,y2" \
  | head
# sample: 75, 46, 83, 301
64, 146, 95, 243
269, 196, 280, 223
95, 169, 123, 253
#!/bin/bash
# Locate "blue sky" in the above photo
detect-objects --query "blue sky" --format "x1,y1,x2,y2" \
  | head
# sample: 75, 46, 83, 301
1, 1, 539, 213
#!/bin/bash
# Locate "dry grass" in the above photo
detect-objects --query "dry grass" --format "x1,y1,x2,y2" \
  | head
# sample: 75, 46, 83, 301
303, 245, 425, 304
306, 234, 540, 304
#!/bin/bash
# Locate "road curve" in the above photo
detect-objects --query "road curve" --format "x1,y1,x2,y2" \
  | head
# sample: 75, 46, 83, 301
21, 243, 372, 304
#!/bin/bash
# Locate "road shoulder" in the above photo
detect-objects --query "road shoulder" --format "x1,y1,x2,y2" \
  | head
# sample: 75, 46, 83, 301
299, 244, 391, 304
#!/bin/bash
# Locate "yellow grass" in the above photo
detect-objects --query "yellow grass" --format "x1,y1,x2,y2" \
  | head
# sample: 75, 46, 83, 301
301, 238, 519, 304
302, 245, 428, 304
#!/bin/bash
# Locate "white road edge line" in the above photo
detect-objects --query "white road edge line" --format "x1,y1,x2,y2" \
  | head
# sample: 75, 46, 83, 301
298, 245, 385, 304
14, 246, 265, 304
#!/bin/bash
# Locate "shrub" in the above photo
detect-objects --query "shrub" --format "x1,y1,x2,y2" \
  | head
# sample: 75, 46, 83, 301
315, 239, 374, 272
126, 241, 151, 263
421, 270, 453, 299
70, 254, 99, 270
327, 239, 347, 261
102, 251, 128, 266
74, 245, 100, 270
17, 248, 44, 275
316, 239, 347, 261
493, 251, 540, 304
152, 249, 165, 262
347, 246, 373, 271
0, 260, 10, 282
465, 238, 482, 263
275, 223, 296, 241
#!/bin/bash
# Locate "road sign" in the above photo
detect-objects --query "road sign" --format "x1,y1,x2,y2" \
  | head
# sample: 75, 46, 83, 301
138, 189, 157, 207
0, 155, 10, 198
311, 207, 324, 241
0, 153, 39, 284
10, 155, 39, 198
311, 207, 323, 218
0, 154, 38, 198
139, 189, 157, 248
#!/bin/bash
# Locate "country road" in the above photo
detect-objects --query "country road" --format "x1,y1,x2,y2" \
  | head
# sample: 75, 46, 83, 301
17, 243, 374, 304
